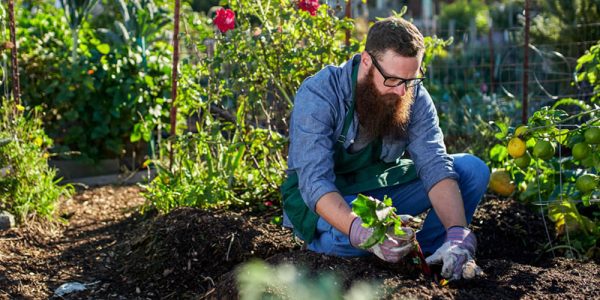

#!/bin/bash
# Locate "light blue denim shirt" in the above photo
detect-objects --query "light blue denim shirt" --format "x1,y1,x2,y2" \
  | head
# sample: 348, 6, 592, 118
287, 54, 458, 215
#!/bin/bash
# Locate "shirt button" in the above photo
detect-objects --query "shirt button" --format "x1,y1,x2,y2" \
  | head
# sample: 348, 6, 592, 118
350, 139, 354, 143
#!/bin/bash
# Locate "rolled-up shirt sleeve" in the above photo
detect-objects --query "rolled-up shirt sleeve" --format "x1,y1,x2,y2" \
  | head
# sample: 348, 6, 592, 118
288, 82, 341, 212
406, 85, 459, 192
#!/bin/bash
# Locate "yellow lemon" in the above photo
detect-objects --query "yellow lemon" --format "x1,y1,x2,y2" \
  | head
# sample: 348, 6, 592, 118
489, 169, 515, 197
508, 137, 526, 158
533, 140, 555, 160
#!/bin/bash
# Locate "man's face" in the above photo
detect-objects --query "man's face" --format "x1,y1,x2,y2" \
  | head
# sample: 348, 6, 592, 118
355, 50, 421, 139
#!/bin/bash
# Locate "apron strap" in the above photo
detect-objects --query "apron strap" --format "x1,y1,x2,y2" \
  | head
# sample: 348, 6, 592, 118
337, 60, 360, 144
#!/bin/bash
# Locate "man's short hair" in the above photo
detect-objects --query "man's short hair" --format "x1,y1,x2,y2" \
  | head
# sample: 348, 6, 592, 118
365, 17, 425, 60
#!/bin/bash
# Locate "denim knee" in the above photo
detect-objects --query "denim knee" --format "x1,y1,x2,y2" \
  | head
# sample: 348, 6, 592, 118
452, 153, 489, 218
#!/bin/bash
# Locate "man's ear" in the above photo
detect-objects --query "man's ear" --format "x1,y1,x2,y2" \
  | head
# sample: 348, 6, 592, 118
360, 51, 371, 67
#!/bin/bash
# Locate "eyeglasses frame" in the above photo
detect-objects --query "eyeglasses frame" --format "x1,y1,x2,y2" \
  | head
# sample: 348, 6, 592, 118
367, 52, 426, 88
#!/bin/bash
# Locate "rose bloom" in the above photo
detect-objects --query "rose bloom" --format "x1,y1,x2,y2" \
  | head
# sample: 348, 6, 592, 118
298, 0, 320, 16
213, 8, 235, 33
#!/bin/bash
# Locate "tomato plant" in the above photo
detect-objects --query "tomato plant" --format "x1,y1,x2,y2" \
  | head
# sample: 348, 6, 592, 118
486, 42, 600, 259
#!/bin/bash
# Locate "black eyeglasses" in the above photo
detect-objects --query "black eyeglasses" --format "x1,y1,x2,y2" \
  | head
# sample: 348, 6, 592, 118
367, 52, 426, 88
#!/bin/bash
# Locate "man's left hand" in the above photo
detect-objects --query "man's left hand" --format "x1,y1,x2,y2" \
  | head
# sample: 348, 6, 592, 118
425, 226, 484, 280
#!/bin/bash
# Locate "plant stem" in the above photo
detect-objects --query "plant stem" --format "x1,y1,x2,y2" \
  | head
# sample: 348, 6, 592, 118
524, 112, 600, 134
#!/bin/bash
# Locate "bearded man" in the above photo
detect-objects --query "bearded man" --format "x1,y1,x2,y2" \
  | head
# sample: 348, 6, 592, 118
281, 17, 490, 281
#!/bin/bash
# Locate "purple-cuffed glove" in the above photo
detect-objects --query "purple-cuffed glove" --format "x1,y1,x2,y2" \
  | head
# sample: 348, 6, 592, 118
349, 216, 415, 263
425, 226, 484, 280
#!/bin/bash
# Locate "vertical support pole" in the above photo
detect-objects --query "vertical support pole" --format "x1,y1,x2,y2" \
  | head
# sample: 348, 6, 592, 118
522, 0, 530, 124
488, 22, 495, 94
8, 0, 20, 105
345, 0, 352, 47
169, 0, 181, 170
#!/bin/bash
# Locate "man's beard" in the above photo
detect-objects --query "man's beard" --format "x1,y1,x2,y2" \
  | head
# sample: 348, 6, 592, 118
355, 67, 414, 140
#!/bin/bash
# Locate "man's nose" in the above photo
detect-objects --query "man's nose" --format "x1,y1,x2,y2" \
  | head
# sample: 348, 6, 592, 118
391, 83, 407, 97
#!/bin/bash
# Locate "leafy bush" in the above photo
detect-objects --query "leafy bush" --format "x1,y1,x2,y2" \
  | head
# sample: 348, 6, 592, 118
0, 99, 73, 222
438, 0, 489, 37
17, 3, 171, 161
530, 0, 600, 57
143, 0, 359, 211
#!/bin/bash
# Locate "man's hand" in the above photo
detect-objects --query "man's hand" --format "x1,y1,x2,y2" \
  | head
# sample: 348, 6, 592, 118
425, 226, 484, 280
349, 216, 415, 263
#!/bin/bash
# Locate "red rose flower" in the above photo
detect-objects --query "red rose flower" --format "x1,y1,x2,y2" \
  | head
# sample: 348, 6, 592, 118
213, 8, 235, 33
298, 0, 320, 16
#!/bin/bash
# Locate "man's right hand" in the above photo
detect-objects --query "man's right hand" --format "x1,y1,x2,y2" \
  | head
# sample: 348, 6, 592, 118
349, 216, 415, 263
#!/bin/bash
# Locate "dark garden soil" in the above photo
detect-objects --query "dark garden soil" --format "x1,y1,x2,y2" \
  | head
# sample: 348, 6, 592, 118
1, 185, 599, 299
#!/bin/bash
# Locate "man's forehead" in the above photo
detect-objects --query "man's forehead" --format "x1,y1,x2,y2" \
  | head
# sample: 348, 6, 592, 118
378, 52, 420, 76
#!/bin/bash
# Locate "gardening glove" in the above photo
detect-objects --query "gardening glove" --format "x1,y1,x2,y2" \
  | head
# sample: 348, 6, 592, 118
425, 226, 484, 280
349, 216, 416, 263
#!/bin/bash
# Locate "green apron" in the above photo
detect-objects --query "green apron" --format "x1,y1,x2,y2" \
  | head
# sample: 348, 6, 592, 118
281, 62, 417, 243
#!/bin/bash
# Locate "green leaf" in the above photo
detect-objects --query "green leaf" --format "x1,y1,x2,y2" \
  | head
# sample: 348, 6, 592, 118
552, 98, 591, 111
352, 194, 376, 225
383, 195, 392, 207
131, 123, 142, 142
359, 225, 386, 249
554, 128, 570, 145
96, 43, 110, 54
490, 121, 508, 140
490, 144, 508, 162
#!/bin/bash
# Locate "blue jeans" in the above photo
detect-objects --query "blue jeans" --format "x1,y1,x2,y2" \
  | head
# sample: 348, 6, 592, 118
307, 153, 490, 256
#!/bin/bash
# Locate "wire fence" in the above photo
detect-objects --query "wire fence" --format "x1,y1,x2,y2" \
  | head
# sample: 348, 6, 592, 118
427, 23, 600, 129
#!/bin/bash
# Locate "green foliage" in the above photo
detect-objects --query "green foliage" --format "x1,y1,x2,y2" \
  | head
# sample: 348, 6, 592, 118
204, 0, 359, 132
143, 1, 359, 211
438, 0, 489, 37
59, 0, 100, 62
186, 0, 220, 13
489, 101, 599, 257
489, 0, 524, 30
0, 99, 73, 223
142, 103, 288, 212
576, 41, 600, 104
236, 259, 378, 300
17, 4, 172, 161
351, 194, 407, 249
488, 42, 600, 258
529, 0, 600, 56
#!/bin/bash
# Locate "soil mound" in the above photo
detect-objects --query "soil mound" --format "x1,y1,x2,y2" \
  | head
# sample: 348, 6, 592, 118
116, 207, 298, 297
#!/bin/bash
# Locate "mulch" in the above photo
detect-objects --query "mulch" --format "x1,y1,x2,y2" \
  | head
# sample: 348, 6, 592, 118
0, 185, 599, 299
